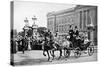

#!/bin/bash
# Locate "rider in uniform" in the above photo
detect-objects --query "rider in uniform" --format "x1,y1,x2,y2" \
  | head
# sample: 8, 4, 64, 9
73, 26, 79, 47
68, 25, 74, 43
43, 29, 49, 46
46, 30, 55, 49
42, 29, 50, 56
74, 26, 79, 37
73, 26, 79, 41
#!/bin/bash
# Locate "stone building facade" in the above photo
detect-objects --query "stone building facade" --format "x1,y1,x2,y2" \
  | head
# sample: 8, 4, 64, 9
47, 5, 97, 44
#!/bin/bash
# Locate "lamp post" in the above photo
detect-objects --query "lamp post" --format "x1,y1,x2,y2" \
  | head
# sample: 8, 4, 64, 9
23, 17, 29, 37
32, 15, 37, 25
87, 23, 95, 32
87, 23, 95, 43
32, 16, 38, 38
24, 17, 29, 26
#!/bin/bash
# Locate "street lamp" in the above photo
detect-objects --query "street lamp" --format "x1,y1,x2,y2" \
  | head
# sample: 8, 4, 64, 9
86, 23, 95, 43
24, 17, 29, 26
87, 23, 95, 32
23, 17, 29, 37
32, 15, 37, 25
31, 16, 38, 38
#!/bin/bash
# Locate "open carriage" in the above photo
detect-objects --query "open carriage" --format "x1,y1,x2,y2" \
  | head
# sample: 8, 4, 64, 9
73, 40, 94, 58
63, 34, 94, 58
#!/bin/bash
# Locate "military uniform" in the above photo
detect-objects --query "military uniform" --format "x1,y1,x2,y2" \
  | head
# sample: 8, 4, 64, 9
69, 29, 74, 42
74, 29, 79, 37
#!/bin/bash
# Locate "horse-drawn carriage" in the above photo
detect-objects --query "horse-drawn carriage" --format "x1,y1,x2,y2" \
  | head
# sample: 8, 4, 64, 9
40, 32, 95, 61
63, 35, 94, 58
13, 27, 95, 61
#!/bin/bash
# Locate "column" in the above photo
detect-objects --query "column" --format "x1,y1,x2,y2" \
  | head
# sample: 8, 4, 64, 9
54, 15, 56, 33
87, 10, 91, 25
85, 10, 88, 27
80, 11, 82, 29
82, 11, 84, 30
83, 10, 86, 29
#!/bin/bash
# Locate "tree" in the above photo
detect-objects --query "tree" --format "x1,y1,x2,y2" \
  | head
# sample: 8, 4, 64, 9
37, 27, 47, 35
18, 31, 25, 37
27, 28, 33, 37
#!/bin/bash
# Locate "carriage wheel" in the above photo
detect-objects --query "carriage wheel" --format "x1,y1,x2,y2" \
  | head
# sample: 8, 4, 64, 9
88, 42, 94, 56
74, 48, 81, 58
64, 48, 70, 58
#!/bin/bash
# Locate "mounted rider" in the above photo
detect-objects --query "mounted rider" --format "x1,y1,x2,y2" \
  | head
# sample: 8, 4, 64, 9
68, 25, 74, 43
43, 29, 49, 45
42, 29, 54, 56
73, 26, 80, 47
74, 26, 79, 37
73, 26, 79, 42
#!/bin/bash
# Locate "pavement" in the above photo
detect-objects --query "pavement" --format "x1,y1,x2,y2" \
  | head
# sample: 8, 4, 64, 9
13, 48, 97, 66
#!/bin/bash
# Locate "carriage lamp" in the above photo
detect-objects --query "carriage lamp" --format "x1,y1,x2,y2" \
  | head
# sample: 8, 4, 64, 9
87, 23, 95, 32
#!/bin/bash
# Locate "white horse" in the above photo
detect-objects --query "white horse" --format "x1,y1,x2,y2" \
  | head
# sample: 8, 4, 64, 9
51, 35, 71, 60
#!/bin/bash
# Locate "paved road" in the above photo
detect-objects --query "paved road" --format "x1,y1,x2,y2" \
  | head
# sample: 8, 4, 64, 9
13, 49, 97, 66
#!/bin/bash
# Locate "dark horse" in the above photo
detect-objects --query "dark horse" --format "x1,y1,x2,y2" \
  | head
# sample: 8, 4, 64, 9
51, 39, 71, 60
41, 38, 64, 61
51, 43, 63, 60
18, 37, 28, 54
41, 39, 53, 61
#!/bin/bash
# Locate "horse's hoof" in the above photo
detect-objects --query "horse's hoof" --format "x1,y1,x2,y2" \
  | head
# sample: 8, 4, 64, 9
43, 53, 46, 56
22, 52, 24, 54
48, 60, 52, 62
48, 59, 52, 62
52, 57, 54, 60
48, 59, 50, 61
52, 55, 55, 57
49, 60, 52, 62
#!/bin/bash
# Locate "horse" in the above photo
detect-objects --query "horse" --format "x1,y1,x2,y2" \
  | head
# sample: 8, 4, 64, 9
50, 35, 71, 60
41, 40, 54, 61
17, 37, 28, 54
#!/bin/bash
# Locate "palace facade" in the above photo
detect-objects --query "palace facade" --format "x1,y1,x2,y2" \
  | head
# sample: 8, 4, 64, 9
47, 5, 97, 44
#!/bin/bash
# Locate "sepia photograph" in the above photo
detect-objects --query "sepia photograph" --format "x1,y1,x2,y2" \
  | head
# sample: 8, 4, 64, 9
10, 1, 97, 66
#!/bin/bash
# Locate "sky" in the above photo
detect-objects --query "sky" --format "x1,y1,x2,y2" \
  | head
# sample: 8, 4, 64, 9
14, 1, 76, 32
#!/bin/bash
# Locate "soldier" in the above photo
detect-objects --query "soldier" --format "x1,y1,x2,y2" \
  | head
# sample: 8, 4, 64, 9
73, 26, 79, 47
68, 25, 74, 42
74, 26, 79, 37
42, 29, 49, 56
49, 31, 55, 49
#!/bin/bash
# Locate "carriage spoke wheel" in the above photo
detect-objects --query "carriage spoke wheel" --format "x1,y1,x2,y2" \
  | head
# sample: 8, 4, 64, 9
64, 49, 70, 58
88, 45, 94, 56
74, 48, 81, 58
